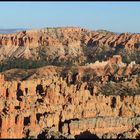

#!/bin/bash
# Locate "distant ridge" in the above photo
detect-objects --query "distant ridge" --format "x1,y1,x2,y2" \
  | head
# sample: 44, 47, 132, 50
0, 29, 26, 34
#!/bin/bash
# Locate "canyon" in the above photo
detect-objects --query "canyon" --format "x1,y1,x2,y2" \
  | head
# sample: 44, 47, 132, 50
0, 27, 140, 139
0, 27, 139, 66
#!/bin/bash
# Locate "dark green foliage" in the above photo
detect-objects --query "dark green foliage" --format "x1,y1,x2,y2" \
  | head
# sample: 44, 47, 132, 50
0, 44, 139, 72
84, 44, 140, 64
114, 47, 140, 64
0, 58, 47, 72
85, 45, 114, 63
112, 64, 119, 74
100, 82, 140, 96
83, 74, 90, 82
137, 77, 140, 87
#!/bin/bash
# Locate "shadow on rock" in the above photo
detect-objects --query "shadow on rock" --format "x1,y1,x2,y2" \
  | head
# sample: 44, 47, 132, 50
75, 130, 99, 139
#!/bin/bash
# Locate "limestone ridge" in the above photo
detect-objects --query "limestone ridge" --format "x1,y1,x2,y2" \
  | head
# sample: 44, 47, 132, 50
0, 27, 139, 65
0, 63, 139, 138
0, 55, 139, 138
0, 69, 140, 138
0, 27, 140, 139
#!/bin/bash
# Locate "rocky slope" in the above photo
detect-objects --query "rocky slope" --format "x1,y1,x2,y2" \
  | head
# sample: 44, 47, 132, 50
0, 55, 140, 138
0, 27, 139, 69
0, 27, 140, 139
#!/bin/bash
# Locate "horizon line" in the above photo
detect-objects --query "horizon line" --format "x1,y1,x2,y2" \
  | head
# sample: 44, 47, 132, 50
0, 26, 139, 34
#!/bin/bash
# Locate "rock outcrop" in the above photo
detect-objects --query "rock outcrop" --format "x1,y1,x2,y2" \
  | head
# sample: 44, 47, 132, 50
0, 27, 139, 64
0, 75, 140, 138
0, 57, 139, 139
0, 27, 139, 139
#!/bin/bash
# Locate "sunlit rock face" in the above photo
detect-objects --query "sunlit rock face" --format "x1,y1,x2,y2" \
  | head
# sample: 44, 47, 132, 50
0, 27, 139, 139
0, 56, 139, 138
0, 27, 139, 62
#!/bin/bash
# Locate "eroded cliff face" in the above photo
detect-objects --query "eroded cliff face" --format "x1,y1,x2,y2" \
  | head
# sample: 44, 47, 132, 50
0, 75, 140, 138
0, 27, 140, 139
0, 27, 139, 63
0, 57, 140, 139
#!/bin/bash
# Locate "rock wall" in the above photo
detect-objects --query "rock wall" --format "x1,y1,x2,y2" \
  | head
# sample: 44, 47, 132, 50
0, 27, 140, 62
0, 72, 140, 138
0, 28, 140, 50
